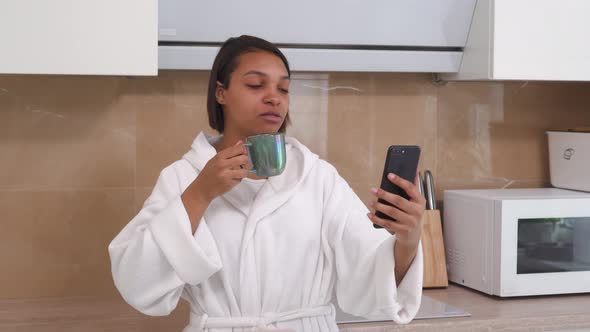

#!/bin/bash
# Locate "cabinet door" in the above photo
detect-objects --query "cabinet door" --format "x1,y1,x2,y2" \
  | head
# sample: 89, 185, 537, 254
159, 0, 476, 47
493, 0, 590, 80
0, 0, 157, 76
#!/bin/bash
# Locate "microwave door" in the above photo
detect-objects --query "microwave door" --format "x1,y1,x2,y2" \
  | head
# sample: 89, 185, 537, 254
517, 217, 590, 274
500, 198, 590, 297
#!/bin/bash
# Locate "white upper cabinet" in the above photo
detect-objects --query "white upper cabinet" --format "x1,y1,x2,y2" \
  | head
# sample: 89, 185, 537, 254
442, 0, 590, 81
0, 0, 157, 76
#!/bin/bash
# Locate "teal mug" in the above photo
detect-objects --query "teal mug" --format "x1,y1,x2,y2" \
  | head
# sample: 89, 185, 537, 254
243, 133, 287, 177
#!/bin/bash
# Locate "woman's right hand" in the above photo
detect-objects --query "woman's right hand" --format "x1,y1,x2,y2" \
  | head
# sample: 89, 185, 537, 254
186, 140, 250, 203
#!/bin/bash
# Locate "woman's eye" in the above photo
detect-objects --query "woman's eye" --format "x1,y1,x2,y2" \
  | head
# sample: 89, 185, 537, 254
247, 84, 262, 89
279, 88, 289, 94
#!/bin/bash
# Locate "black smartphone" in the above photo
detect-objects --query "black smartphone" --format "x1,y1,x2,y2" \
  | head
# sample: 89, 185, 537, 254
373, 145, 421, 229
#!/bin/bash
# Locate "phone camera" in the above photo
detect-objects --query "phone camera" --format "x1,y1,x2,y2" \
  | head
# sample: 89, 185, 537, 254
401, 149, 406, 154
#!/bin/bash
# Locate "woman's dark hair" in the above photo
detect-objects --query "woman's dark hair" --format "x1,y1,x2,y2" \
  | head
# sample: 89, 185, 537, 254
207, 35, 291, 134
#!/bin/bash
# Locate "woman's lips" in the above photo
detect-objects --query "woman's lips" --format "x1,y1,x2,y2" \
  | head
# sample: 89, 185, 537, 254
260, 112, 282, 124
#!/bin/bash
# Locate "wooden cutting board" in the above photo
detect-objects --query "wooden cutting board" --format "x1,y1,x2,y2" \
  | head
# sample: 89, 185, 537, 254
421, 209, 448, 288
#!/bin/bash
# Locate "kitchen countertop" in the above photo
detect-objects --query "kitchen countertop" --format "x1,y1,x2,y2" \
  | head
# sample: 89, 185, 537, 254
339, 284, 590, 331
1, 284, 590, 331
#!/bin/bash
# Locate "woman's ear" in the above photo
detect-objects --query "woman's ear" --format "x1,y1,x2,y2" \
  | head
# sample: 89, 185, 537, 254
215, 81, 226, 105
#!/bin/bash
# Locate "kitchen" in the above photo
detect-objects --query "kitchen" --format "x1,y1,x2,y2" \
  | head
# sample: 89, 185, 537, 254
1, 0, 590, 331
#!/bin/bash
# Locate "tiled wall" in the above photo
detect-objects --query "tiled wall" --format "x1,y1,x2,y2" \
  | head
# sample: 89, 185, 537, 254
1, 72, 589, 299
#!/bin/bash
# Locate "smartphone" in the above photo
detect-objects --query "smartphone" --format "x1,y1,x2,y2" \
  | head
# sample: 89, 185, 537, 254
373, 145, 421, 229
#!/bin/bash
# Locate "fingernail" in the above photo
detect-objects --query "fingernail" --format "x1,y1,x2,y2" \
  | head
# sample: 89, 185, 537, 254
388, 173, 396, 180
371, 187, 378, 194
367, 201, 374, 207
367, 213, 373, 219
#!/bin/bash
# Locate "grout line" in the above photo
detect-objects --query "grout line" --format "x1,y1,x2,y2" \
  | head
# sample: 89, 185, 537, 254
133, 87, 138, 202
0, 186, 152, 192
434, 82, 439, 187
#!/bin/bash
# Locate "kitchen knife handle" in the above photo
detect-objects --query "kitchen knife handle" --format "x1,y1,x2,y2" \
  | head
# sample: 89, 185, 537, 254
418, 171, 425, 198
425, 170, 437, 210
424, 170, 435, 210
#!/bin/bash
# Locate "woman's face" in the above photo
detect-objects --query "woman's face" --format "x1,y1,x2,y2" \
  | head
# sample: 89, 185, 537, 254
216, 51, 290, 136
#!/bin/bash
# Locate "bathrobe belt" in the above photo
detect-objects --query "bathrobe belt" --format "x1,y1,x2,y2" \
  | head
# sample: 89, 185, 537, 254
186, 304, 334, 331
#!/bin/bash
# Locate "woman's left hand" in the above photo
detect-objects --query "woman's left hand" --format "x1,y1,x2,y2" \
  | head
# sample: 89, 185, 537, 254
367, 172, 426, 249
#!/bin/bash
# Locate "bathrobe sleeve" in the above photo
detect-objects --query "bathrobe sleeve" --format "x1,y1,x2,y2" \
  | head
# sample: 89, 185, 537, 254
322, 162, 423, 324
108, 162, 222, 315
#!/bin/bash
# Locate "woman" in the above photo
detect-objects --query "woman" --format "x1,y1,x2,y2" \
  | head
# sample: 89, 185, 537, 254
109, 35, 425, 332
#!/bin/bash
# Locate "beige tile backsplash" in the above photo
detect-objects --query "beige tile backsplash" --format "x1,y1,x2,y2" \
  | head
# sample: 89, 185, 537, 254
1, 72, 589, 298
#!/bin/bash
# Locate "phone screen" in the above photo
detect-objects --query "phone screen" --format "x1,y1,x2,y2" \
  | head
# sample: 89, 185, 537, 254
373, 145, 421, 229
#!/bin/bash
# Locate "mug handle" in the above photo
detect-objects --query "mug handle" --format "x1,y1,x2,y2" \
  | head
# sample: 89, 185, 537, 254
242, 142, 257, 174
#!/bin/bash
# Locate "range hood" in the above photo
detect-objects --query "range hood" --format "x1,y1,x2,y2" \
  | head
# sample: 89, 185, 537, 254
158, 0, 477, 73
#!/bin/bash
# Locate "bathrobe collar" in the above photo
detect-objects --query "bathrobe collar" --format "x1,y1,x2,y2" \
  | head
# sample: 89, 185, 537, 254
182, 131, 319, 217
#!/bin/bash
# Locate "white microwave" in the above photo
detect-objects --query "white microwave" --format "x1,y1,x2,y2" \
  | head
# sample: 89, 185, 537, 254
443, 188, 590, 297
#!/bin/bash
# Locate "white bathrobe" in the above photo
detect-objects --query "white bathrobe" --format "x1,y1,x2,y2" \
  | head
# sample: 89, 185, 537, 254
109, 132, 423, 332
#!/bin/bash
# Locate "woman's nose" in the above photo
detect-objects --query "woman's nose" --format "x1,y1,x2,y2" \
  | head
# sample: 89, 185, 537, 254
263, 90, 281, 106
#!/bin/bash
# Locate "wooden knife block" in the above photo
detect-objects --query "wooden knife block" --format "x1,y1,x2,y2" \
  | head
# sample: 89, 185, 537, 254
421, 209, 448, 288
